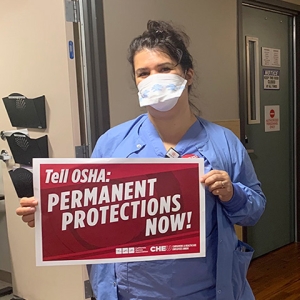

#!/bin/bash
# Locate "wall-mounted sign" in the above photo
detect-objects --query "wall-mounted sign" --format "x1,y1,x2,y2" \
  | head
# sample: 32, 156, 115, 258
265, 105, 280, 132
262, 47, 281, 67
263, 69, 280, 90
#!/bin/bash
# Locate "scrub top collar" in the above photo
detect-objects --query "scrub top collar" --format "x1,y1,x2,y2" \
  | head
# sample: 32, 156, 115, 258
137, 115, 209, 157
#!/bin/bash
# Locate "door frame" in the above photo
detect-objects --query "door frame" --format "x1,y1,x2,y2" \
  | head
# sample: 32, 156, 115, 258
237, 0, 300, 242
74, 0, 111, 157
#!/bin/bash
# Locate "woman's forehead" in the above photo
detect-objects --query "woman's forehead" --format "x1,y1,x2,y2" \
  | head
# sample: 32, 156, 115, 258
133, 48, 175, 69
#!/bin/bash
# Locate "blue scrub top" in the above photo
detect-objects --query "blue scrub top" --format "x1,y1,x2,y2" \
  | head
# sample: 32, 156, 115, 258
97, 118, 218, 299
89, 114, 266, 300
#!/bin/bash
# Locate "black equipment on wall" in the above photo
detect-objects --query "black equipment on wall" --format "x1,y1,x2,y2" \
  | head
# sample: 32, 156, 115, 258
5, 133, 49, 166
2, 92, 48, 198
2, 93, 47, 129
9, 168, 34, 198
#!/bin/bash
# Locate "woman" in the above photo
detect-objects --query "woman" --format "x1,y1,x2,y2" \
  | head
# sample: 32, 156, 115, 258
17, 20, 266, 299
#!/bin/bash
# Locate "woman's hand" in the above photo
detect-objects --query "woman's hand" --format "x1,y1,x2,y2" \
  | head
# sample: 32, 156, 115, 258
200, 170, 233, 202
16, 197, 38, 228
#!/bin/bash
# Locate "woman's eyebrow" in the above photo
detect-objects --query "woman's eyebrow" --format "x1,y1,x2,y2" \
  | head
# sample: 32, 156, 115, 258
135, 67, 148, 75
135, 62, 175, 74
157, 62, 175, 68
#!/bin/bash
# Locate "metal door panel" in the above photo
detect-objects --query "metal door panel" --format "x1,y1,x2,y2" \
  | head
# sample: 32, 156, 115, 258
242, 5, 295, 257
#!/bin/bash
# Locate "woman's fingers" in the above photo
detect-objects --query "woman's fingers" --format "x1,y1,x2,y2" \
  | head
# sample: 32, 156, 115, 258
27, 220, 35, 228
21, 213, 35, 223
19, 197, 38, 208
200, 170, 233, 202
16, 206, 36, 216
16, 197, 38, 228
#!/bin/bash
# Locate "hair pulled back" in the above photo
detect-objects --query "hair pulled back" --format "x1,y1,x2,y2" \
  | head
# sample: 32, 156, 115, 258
128, 20, 194, 76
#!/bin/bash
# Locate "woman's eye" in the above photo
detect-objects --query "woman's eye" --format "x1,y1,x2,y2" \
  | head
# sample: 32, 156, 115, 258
137, 72, 149, 78
161, 67, 171, 72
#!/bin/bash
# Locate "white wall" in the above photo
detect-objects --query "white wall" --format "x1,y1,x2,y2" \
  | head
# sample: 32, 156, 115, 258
0, 0, 86, 299
103, 0, 239, 126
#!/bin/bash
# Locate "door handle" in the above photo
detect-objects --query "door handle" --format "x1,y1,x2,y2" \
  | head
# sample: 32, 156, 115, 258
247, 149, 255, 154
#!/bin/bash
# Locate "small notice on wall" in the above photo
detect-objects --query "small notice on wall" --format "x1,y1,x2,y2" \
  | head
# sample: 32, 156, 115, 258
265, 105, 280, 132
263, 69, 280, 90
262, 47, 281, 67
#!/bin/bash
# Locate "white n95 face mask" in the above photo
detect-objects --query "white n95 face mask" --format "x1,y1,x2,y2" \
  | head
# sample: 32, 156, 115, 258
137, 73, 187, 112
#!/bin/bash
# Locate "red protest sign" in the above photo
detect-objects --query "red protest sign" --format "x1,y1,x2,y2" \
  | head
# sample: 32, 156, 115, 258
34, 158, 205, 266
